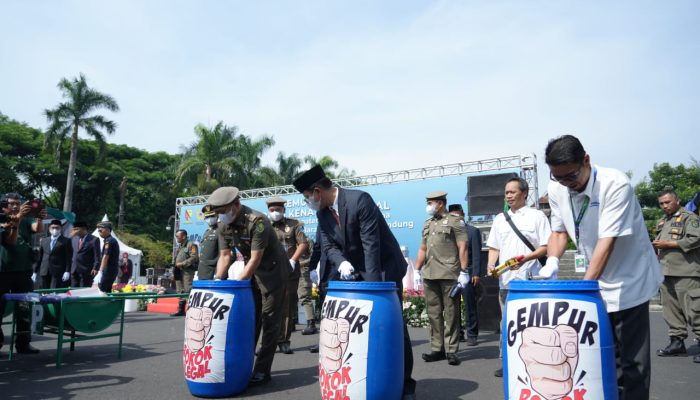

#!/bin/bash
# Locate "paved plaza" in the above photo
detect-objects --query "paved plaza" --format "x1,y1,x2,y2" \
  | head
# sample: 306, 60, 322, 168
0, 311, 698, 399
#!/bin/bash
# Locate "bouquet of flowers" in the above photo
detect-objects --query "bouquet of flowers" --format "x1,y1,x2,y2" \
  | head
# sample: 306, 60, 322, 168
403, 288, 429, 327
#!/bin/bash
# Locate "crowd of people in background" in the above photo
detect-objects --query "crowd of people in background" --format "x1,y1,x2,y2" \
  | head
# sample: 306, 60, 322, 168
1, 134, 699, 400
0, 195, 133, 355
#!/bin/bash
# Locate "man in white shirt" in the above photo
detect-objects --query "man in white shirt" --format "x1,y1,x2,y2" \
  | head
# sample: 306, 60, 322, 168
541, 135, 662, 400
486, 177, 551, 377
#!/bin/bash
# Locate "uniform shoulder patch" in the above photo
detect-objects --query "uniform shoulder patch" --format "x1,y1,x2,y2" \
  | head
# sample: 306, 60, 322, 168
190, 244, 198, 252
255, 221, 265, 234
692, 219, 700, 229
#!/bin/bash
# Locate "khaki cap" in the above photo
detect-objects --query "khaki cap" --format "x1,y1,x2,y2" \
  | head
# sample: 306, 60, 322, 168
207, 187, 240, 207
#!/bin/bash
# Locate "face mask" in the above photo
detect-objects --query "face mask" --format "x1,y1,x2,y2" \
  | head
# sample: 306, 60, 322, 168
50, 228, 61, 237
268, 211, 283, 222
218, 207, 235, 225
205, 216, 218, 226
426, 204, 437, 216
304, 192, 322, 212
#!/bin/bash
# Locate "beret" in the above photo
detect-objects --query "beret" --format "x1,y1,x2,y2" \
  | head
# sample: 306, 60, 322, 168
207, 187, 240, 207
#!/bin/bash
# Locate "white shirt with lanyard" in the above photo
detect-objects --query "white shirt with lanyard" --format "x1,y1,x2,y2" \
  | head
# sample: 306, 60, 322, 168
548, 165, 662, 312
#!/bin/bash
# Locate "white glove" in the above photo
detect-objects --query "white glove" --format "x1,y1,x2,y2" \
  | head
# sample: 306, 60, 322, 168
338, 261, 355, 280
310, 269, 319, 285
94, 271, 103, 285
458, 271, 470, 286
31, 272, 37, 282
62, 272, 70, 282
289, 259, 296, 272
413, 269, 422, 288
193, 274, 199, 281
539, 256, 560, 279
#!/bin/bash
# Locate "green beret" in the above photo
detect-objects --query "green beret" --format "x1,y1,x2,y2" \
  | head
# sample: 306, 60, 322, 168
207, 187, 240, 207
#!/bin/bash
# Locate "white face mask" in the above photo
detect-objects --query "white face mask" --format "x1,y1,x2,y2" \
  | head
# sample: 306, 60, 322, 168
205, 216, 218, 226
304, 192, 322, 212
268, 211, 283, 222
50, 228, 61, 237
218, 207, 235, 225
426, 204, 437, 216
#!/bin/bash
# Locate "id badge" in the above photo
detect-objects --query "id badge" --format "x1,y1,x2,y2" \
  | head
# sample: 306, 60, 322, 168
574, 253, 588, 273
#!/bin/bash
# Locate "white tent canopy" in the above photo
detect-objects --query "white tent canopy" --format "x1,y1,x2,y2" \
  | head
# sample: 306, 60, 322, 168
92, 214, 144, 281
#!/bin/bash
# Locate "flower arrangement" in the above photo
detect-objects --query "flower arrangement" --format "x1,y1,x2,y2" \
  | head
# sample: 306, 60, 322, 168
403, 288, 429, 327
111, 283, 166, 311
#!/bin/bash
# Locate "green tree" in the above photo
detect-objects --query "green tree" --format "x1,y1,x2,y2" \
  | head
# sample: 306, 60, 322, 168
229, 134, 276, 189
635, 161, 700, 237
276, 152, 303, 184
303, 155, 356, 179
174, 122, 240, 195
44, 73, 119, 212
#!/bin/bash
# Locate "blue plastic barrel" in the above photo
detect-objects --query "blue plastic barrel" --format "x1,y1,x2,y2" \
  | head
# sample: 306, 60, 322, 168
319, 281, 404, 400
503, 280, 617, 400
184, 280, 255, 397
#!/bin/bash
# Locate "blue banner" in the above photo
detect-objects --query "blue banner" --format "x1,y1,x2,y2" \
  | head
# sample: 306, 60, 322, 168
177, 170, 516, 258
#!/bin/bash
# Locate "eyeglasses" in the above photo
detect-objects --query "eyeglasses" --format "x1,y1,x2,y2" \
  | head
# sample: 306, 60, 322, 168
550, 164, 584, 183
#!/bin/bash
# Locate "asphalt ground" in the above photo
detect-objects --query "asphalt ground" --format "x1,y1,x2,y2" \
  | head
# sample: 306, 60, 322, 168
0, 311, 698, 399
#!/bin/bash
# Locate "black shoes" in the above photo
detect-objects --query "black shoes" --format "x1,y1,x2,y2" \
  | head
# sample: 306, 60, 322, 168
657, 336, 687, 357
458, 331, 466, 342
249, 372, 271, 387
309, 345, 319, 353
494, 368, 503, 377
16, 344, 40, 354
447, 353, 461, 366
421, 351, 446, 362
170, 303, 186, 317
694, 354, 700, 363
466, 337, 478, 346
301, 320, 318, 335
278, 343, 293, 354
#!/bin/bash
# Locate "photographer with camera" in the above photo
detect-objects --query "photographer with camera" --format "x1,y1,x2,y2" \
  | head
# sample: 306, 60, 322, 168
0, 193, 47, 354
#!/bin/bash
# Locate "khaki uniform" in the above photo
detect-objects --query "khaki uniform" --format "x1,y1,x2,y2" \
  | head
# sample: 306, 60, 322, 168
197, 226, 219, 280
175, 240, 198, 305
656, 208, 700, 339
271, 217, 308, 345
218, 205, 288, 375
297, 244, 314, 322
421, 213, 468, 353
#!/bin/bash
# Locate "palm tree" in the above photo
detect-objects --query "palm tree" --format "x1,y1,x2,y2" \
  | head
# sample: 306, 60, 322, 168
230, 134, 275, 189
276, 152, 303, 184
174, 122, 240, 194
44, 73, 119, 212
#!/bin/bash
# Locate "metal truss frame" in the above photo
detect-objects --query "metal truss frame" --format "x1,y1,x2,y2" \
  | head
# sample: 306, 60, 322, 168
173, 153, 539, 232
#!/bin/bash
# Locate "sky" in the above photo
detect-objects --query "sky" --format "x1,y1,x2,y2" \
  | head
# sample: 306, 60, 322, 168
1, 0, 698, 195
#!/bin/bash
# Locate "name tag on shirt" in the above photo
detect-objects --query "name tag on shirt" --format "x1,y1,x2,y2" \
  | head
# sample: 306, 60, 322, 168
574, 253, 588, 273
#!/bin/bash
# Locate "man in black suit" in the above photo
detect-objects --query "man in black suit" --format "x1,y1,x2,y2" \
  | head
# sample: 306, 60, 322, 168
35, 220, 73, 289
293, 165, 417, 400
70, 221, 100, 287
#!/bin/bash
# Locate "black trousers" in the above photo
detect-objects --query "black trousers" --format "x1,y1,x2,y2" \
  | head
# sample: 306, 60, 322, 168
0, 270, 34, 347
608, 301, 651, 400
461, 281, 480, 338
40, 273, 70, 290
71, 268, 94, 288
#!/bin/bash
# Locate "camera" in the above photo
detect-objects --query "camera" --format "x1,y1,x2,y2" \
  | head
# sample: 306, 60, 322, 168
27, 198, 44, 218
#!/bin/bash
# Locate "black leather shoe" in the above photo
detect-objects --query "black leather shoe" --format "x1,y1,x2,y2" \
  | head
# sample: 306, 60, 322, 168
309, 345, 319, 353
657, 336, 687, 357
249, 372, 271, 387
278, 343, 293, 354
694, 354, 700, 363
16, 344, 40, 354
459, 331, 466, 342
302, 320, 318, 335
421, 351, 446, 362
447, 353, 461, 366
494, 368, 503, 377
466, 337, 478, 346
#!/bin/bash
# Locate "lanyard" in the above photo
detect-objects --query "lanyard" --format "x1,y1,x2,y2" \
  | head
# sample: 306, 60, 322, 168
568, 168, 597, 248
